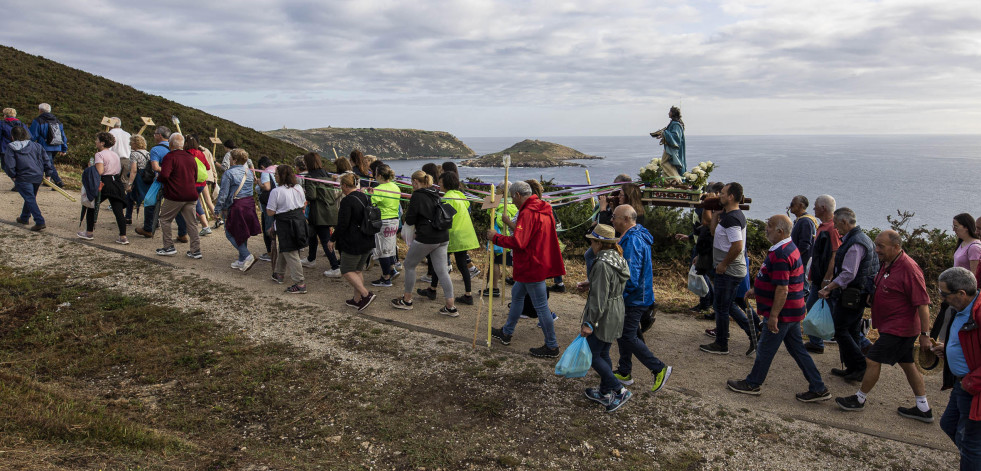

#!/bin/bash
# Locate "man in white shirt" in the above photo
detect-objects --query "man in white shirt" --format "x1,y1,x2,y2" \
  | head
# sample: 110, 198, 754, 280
108, 118, 132, 181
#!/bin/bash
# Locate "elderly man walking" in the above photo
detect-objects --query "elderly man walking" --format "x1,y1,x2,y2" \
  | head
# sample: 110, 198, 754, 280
727, 215, 830, 401
155, 133, 202, 259
27, 103, 66, 188
819, 208, 879, 382
603, 204, 673, 392
805, 195, 840, 353
931, 267, 981, 469
835, 230, 935, 421
489, 181, 566, 358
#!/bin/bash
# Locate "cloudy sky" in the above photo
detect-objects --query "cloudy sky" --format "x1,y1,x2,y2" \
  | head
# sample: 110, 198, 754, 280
4, 0, 980, 136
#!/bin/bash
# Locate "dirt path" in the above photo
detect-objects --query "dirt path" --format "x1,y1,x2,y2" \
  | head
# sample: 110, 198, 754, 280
0, 173, 959, 468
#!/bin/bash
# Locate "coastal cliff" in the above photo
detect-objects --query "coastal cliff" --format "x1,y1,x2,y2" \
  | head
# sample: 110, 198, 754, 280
265, 127, 476, 160
461, 139, 602, 168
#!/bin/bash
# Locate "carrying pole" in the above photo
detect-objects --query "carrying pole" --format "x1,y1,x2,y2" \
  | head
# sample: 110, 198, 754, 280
42, 178, 76, 202
486, 184, 497, 348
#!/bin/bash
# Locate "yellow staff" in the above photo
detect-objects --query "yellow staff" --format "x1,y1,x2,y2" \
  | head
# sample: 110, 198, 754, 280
43, 178, 76, 202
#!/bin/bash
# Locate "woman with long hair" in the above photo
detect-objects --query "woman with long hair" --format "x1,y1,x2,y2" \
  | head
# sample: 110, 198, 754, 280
953, 213, 981, 273
266, 165, 309, 293
184, 134, 212, 235
391, 170, 457, 316
302, 152, 342, 275
215, 148, 260, 271
330, 173, 377, 310
77, 131, 128, 244
369, 164, 401, 287
420, 171, 479, 304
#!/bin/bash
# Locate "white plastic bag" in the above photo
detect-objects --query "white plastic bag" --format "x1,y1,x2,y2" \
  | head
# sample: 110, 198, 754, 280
687, 264, 710, 297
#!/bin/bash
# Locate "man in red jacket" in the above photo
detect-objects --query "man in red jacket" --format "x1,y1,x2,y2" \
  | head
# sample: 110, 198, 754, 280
155, 133, 202, 259
487, 181, 566, 358
933, 267, 981, 469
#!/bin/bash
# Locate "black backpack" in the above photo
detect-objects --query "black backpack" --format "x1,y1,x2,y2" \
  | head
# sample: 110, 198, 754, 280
45, 119, 64, 146
430, 202, 457, 231
354, 193, 382, 235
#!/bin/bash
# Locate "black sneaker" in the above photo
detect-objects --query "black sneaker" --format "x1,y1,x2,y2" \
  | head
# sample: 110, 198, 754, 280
455, 294, 474, 305
417, 288, 437, 300
371, 277, 392, 287
357, 292, 376, 311
391, 297, 413, 310
438, 306, 459, 317
835, 394, 866, 411
584, 387, 611, 405
796, 389, 832, 403
605, 388, 632, 412
491, 327, 512, 345
529, 345, 559, 358
186, 250, 203, 259
830, 368, 850, 377
271, 273, 285, 284
805, 343, 825, 354
746, 343, 757, 356
548, 283, 566, 293
479, 288, 501, 298
285, 284, 307, 294
346, 298, 359, 308
897, 406, 934, 423
505, 277, 515, 286
699, 342, 729, 355
726, 379, 762, 396
843, 369, 866, 382
156, 246, 177, 256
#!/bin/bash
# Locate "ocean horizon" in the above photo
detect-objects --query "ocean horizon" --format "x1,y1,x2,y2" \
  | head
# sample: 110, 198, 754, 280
382, 134, 981, 232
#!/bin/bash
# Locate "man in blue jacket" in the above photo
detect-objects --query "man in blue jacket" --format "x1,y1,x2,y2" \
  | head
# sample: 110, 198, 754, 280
3, 125, 51, 231
610, 204, 672, 392
27, 103, 67, 188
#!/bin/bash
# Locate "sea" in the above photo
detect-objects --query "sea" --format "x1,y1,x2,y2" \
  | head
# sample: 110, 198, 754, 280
382, 135, 981, 232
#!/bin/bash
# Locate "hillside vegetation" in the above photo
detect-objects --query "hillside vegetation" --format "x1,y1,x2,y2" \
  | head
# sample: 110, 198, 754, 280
0, 45, 307, 166
462, 139, 601, 167
265, 127, 475, 160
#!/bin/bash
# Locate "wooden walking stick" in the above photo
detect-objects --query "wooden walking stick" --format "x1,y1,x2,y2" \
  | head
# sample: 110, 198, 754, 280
585, 169, 597, 206
210, 129, 220, 159
485, 184, 497, 348
501, 154, 511, 308
42, 178, 76, 202
171, 115, 182, 135
138, 117, 154, 137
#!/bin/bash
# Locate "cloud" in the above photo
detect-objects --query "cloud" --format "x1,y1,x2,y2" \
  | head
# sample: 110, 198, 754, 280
3, 0, 980, 134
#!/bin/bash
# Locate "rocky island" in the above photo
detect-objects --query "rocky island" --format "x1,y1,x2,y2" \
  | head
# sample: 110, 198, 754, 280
461, 139, 602, 168
264, 127, 475, 160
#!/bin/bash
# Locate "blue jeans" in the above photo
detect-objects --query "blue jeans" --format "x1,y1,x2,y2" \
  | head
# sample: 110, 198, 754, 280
586, 333, 621, 394
616, 305, 666, 376
44, 151, 63, 186
15, 181, 43, 225
713, 273, 753, 349
225, 229, 251, 262
502, 280, 557, 349
941, 382, 981, 470
745, 320, 826, 392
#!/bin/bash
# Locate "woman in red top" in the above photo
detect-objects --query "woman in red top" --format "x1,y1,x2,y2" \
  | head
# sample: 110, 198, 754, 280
184, 135, 213, 235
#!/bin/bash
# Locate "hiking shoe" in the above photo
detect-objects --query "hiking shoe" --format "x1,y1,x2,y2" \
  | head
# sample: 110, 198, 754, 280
420, 275, 432, 283
135, 227, 153, 238
357, 292, 376, 311
231, 260, 244, 270
796, 389, 832, 403
241, 254, 256, 272
491, 327, 512, 345
346, 298, 359, 308
301, 259, 316, 268
469, 265, 481, 277
438, 306, 460, 317
652, 366, 672, 393
606, 388, 632, 412
176, 235, 189, 243
530, 345, 559, 358
505, 277, 515, 286
259, 253, 272, 262
390, 269, 400, 280
805, 343, 825, 354
699, 342, 729, 355
455, 294, 474, 305
371, 277, 392, 287
480, 288, 501, 298
727, 379, 762, 395
15, 217, 28, 224
417, 288, 437, 300
30, 224, 46, 232
705, 328, 717, 338
613, 372, 634, 386
548, 283, 566, 293
114, 237, 130, 245
215, 218, 224, 228
156, 246, 177, 256
391, 297, 413, 310
844, 369, 866, 382
897, 406, 934, 423
199, 226, 212, 236
835, 395, 865, 411
186, 250, 203, 259
76, 231, 94, 240
271, 273, 284, 284
323, 268, 341, 278
584, 388, 611, 405
285, 284, 307, 294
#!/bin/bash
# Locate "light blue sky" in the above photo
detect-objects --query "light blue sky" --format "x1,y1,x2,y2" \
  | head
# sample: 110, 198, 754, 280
4, 0, 980, 136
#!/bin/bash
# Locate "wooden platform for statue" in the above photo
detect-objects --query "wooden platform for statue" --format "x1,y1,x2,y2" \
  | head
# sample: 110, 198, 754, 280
641, 186, 751, 210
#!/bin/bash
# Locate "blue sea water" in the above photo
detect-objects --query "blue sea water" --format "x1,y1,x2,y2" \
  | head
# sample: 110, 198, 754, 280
383, 135, 981, 231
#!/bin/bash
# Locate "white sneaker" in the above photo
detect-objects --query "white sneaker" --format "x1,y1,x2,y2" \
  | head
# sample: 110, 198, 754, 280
323, 268, 341, 278
420, 275, 432, 283
231, 260, 244, 269
241, 254, 256, 272
469, 266, 481, 277
301, 259, 316, 268
447, 264, 453, 272
199, 226, 213, 236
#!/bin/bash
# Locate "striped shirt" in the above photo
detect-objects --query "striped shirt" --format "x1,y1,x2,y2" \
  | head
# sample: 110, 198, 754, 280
755, 238, 806, 322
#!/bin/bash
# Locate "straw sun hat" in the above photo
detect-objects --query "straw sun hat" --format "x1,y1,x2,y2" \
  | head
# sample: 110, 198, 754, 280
914, 341, 943, 375
585, 224, 619, 242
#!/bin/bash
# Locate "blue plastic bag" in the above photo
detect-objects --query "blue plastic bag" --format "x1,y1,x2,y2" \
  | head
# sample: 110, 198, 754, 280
143, 180, 161, 207
554, 335, 592, 378
802, 299, 835, 340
